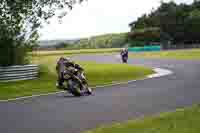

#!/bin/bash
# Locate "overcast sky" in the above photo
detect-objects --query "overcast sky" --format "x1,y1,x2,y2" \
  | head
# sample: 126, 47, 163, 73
39, 0, 193, 40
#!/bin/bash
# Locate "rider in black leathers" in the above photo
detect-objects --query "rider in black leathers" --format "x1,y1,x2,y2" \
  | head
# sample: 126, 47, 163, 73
120, 48, 128, 63
56, 57, 81, 89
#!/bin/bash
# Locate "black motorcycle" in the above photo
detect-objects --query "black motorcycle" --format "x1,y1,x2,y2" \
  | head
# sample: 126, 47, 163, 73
122, 55, 128, 63
61, 64, 92, 96
120, 49, 128, 63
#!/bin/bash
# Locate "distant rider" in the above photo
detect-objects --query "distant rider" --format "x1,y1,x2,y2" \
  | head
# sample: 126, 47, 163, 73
120, 48, 128, 63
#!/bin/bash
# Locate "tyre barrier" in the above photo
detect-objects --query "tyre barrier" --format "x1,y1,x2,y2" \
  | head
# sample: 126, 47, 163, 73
0, 65, 39, 82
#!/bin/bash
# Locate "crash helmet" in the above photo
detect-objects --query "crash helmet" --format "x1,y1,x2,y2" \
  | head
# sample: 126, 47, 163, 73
58, 56, 65, 62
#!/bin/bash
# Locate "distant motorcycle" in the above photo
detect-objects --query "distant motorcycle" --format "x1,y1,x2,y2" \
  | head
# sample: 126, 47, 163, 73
120, 49, 128, 63
122, 56, 128, 63
60, 64, 92, 96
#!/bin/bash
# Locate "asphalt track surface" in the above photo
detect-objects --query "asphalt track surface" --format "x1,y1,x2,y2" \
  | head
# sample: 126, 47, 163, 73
1, 55, 200, 133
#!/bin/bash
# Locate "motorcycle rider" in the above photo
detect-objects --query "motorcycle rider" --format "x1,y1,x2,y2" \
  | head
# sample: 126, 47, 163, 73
56, 57, 92, 96
56, 57, 80, 89
120, 48, 128, 63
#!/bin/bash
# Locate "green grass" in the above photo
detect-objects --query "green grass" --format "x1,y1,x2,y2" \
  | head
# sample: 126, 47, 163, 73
31, 48, 121, 56
130, 49, 200, 60
84, 105, 200, 133
0, 66, 57, 100
0, 55, 154, 100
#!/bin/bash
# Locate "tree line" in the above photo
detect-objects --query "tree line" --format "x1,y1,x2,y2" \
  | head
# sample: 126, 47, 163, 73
52, 33, 128, 49
129, 0, 200, 46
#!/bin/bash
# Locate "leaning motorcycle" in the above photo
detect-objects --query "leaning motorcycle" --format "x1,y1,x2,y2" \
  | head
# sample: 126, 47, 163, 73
62, 64, 92, 96
121, 55, 128, 63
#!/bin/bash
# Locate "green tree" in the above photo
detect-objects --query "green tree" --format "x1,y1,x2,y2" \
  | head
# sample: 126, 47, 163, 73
129, 0, 200, 46
0, 0, 83, 66
185, 9, 200, 43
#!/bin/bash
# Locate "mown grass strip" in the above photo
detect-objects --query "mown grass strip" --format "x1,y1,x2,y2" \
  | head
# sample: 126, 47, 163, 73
130, 49, 200, 60
31, 48, 121, 56
0, 55, 154, 100
84, 105, 200, 133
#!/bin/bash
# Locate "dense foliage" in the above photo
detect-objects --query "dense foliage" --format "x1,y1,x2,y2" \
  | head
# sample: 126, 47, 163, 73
129, 0, 200, 46
128, 28, 162, 46
0, 0, 83, 66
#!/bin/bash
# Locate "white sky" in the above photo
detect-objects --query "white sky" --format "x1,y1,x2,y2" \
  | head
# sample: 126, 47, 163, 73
39, 0, 193, 40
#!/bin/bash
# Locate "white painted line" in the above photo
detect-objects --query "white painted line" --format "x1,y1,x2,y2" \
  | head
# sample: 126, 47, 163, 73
0, 91, 64, 102
0, 68, 173, 103
147, 68, 173, 78
93, 68, 173, 89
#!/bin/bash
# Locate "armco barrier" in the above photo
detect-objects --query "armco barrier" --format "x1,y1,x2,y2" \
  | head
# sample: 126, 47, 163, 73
0, 65, 39, 82
128, 45, 161, 52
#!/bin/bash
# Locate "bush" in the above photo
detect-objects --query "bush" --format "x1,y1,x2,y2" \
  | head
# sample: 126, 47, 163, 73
0, 39, 30, 67
128, 28, 161, 42
128, 41, 146, 47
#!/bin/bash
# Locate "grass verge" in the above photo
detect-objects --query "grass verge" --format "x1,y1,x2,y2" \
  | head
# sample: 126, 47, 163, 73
84, 105, 200, 133
130, 49, 200, 60
0, 55, 154, 100
31, 48, 121, 56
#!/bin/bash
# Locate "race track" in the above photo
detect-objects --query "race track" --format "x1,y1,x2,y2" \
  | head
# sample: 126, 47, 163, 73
1, 54, 200, 133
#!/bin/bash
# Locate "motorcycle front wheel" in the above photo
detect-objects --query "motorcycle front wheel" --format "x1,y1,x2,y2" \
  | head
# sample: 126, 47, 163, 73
68, 80, 82, 97
83, 83, 92, 95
